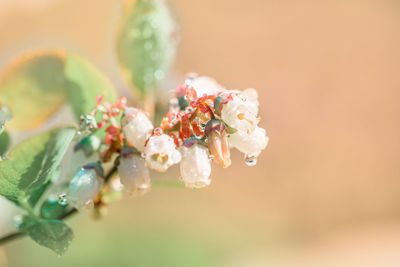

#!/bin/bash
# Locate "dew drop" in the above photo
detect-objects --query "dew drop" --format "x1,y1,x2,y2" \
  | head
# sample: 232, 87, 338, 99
84, 199, 94, 209
208, 154, 215, 161
153, 127, 163, 135
244, 155, 257, 166
58, 193, 68, 206
13, 215, 23, 228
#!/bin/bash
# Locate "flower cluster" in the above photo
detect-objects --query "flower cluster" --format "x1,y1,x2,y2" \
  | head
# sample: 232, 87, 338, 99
66, 74, 269, 209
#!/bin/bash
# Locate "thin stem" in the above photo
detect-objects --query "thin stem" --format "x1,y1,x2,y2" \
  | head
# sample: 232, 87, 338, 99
0, 232, 24, 244
0, 167, 118, 246
104, 165, 118, 183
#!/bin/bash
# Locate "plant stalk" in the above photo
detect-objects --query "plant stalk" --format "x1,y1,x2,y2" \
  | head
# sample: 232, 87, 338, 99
0, 166, 118, 246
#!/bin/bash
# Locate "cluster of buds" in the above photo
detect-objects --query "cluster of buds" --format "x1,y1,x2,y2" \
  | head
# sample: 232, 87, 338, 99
64, 74, 269, 209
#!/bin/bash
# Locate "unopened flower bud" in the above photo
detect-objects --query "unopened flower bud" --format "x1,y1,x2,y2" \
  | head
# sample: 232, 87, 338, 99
122, 107, 154, 152
180, 144, 211, 189
68, 163, 104, 209
144, 134, 181, 172
205, 119, 231, 168
118, 149, 151, 196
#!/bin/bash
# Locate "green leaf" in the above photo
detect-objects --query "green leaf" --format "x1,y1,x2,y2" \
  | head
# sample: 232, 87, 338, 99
117, 0, 178, 96
0, 50, 68, 130
0, 130, 10, 156
40, 198, 68, 219
64, 54, 117, 121
0, 50, 118, 130
20, 216, 73, 255
0, 127, 76, 205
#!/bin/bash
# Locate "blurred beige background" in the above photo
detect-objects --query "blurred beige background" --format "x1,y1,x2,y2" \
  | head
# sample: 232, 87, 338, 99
1, 0, 400, 266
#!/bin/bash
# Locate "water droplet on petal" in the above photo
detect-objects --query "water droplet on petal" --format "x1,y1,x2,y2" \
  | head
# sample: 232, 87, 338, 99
84, 199, 94, 209
244, 155, 257, 166
13, 215, 23, 228
208, 154, 215, 161
58, 193, 68, 206
153, 128, 163, 135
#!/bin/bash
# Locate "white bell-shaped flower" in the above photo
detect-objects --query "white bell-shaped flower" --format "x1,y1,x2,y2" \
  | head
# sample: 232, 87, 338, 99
118, 153, 151, 196
185, 75, 225, 97
221, 88, 259, 133
122, 108, 154, 152
144, 134, 181, 172
68, 163, 103, 209
228, 126, 269, 157
180, 144, 211, 189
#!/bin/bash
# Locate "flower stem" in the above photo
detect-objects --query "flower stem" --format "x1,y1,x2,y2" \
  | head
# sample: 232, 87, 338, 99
0, 167, 118, 246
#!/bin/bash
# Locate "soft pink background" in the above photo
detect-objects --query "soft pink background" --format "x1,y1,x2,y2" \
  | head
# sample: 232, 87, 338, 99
1, 0, 400, 265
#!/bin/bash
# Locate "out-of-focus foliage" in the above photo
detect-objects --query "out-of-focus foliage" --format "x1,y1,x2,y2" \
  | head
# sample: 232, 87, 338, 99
0, 50, 117, 130
65, 54, 117, 121
116, 0, 178, 96
20, 216, 73, 255
0, 51, 68, 130
0, 131, 10, 156
7, 222, 232, 266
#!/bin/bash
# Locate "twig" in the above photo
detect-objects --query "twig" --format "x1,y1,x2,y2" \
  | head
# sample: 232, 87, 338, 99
0, 167, 118, 246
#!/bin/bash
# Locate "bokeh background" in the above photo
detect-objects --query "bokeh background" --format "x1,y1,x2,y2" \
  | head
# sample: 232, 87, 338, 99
1, 0, 400, 266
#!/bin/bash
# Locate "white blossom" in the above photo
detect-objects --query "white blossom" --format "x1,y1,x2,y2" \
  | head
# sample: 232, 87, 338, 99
228, 126, 269, 157
180, 145, 211, 188
221, 88, 260, 134
122, 108, 154, 152
186, 76, 225, 97
144, 134, 181, 172
68, 167, 103, 209
118, 154, 151, 196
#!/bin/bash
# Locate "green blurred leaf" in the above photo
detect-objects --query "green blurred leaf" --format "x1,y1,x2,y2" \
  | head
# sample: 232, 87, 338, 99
0, 130, 10, 156
0, 50, 68, 130
0, 50, 118, 129
40, 199, 68, 219
64, 54, 117, 121
0, 127, 75, 205
117, 0, 178, 96
20, 216, 73, 255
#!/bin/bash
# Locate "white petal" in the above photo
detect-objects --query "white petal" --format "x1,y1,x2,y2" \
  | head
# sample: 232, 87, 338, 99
229, 126, 269, 157
221, 91, 259, 133
243, 88, 259, 115
186, 76, 225, 97
144, 134, 181, 172
118, 154, 151, 196
180, 145, 211, 188
122, 108, 154, 152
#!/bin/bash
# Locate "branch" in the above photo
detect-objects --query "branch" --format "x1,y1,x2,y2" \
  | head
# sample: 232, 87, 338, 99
0, 166, 117, 246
